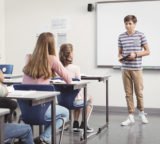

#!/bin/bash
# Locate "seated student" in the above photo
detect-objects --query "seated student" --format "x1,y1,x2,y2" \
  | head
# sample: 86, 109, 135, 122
0, 73, 34, 144
0, 70, 17, 122
59, 43, 94, 133
22, 32, 72, 144
4, 123, 34, 144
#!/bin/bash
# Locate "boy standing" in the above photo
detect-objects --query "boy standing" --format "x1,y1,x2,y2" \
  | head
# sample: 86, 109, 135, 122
118, 15, 150, 126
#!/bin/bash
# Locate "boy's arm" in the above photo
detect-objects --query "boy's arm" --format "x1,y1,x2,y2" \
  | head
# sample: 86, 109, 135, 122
136, 44, 150, 57
128, 44, 150, 60
118, 47, 123, 62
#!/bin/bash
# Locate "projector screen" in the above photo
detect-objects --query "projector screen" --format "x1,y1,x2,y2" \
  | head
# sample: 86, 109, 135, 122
96, 0, 160, 68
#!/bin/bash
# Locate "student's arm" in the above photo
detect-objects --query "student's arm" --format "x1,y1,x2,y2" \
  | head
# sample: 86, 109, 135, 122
51, 56, 72, 84
136, 44, 150, 57
0, 70, 4, 83
118, 35, 123, 62
118, 47, 123, 62
129, 33, 150, 59
129, 44, 150, 59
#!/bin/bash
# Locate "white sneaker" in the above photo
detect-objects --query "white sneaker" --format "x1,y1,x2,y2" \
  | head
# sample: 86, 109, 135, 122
121, 114, 135, 126
139, 111, 149, 124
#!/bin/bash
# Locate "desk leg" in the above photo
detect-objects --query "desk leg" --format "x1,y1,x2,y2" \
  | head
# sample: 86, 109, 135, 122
0, 117, 4, 144
82, 86, 87, 141
106, 80, 109, 124
97, 80, 109, 133
51, 98, 56, 144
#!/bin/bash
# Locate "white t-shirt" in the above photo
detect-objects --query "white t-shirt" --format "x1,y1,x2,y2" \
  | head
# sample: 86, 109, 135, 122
65, 64, 83, 100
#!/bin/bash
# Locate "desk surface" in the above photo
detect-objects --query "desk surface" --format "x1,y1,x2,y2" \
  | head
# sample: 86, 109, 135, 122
51, 80, 89, 90
0, 108, 10, 116
4, 78, 90, 86
81, 75, 110, 81
7, 91, 60, 100
3, 78, 22, 85
4, 74, 23, 79
6, 90, 58, 144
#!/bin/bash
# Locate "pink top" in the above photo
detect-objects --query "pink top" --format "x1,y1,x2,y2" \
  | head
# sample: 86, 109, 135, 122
23, 54, 72, 84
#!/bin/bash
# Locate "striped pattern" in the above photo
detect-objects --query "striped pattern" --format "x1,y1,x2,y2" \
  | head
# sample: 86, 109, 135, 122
118, 31, 147, 70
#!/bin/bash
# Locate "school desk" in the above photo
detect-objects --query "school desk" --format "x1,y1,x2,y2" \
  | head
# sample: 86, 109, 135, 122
81, 75, 111, 133
7, 91, 60, 144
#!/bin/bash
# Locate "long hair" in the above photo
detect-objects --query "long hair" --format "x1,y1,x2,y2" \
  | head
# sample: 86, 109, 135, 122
59, 43, 73, 67
23, 32, 56, 79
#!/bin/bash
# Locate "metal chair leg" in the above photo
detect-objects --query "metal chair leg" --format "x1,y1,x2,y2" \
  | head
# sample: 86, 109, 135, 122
58, 117, 65, 144
39, 125, 44, 135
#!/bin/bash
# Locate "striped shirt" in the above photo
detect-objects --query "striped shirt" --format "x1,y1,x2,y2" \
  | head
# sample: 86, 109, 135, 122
118, 31, 147, 70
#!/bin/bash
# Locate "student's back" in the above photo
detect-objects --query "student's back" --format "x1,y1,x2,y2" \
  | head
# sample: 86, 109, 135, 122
59, 43, 94, 133
22, 32, 71, 144
23, 55, 71, 84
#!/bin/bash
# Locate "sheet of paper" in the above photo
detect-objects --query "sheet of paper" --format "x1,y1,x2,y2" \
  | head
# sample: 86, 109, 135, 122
50, 79, 66, 84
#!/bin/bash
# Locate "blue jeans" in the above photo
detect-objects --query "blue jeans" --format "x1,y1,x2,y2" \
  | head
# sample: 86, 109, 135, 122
4, 123, 34, 144
40, 105, 69, 143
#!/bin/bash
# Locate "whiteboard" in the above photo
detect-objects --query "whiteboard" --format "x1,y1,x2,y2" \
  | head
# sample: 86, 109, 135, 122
97, 0, 160, 68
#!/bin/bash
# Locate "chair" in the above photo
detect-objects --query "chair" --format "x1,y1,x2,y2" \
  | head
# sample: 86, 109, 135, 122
54, 78, 83, 109
0, 64, 13, 74
55, 79, 96, 141
54, 78, 85, 129
13, 84, 65, 144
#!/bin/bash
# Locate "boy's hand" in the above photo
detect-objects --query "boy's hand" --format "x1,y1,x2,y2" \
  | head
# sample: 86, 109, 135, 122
127, 52, 136, 60
118, 55, 123, 63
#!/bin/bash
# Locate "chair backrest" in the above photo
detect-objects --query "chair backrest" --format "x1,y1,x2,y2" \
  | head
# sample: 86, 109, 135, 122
13, 84, 55, 125
55, 78, 83, 110
0, 64, 13, 74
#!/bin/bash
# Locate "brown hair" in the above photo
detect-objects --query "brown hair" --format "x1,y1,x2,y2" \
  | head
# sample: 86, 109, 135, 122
59, 43, 73, 67
23, 32, 56, 79
124, 15, 137, 24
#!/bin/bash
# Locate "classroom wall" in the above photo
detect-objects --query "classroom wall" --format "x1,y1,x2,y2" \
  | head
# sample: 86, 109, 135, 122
4, 0, 160, 108
0, 0, 6, 63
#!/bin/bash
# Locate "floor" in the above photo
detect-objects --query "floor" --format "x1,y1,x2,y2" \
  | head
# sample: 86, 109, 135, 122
59, 111, 160, 144
13, 110, 160, 144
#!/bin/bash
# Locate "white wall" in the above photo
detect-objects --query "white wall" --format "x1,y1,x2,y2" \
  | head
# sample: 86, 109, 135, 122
5, 0, 160, 108
0, 0, 6, 63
